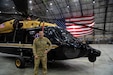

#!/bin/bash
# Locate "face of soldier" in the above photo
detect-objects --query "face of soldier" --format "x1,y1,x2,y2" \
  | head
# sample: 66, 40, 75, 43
38, 31, 44, 38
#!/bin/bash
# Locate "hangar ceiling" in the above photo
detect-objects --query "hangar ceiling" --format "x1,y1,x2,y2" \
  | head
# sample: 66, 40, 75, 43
28, 0, 113, 35
0, 0, 113, 36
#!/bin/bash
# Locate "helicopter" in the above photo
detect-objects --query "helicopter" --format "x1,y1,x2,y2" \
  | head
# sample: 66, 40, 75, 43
0, 0, 101, 68
0, 18, 101, 68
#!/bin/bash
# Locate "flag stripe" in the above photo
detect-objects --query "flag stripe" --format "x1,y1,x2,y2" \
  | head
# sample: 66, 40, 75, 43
65, 15, 94, 37
66, 22, 94, 29
69, 29, 93, 34
67, 28, 93, 32
66, 16, 94, 22
66, 20, 94, 25
66, 21, 95, 26
73, 31, 93, 37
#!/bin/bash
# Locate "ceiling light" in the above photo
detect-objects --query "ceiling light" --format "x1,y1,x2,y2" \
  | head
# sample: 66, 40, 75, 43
15, 12, 17, 14
0, 11, 1, 13
67, 6, 70, 8
30, 8, 33, 10
29, 6, 33, 10
50, 3, 53, 6
73, 0, 78, 2
93, 1, 95, 3
29, 0, 32, 4
46, 10, 48, 12
12, 7, 15, 9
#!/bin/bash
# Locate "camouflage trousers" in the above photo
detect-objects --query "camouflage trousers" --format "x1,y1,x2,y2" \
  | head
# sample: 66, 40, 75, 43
34, 55, 47, 75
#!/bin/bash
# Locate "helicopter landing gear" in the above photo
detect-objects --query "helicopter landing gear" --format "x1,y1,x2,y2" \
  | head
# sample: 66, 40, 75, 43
88, 55, 96, 62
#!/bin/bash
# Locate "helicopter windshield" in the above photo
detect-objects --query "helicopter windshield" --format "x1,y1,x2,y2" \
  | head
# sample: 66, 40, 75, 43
45, 27, 80, 44
56, 27, 80, 43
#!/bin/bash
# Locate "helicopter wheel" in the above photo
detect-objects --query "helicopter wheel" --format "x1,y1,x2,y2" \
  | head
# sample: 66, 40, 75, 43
15, 57, 25, 68
88, 55, 96, 62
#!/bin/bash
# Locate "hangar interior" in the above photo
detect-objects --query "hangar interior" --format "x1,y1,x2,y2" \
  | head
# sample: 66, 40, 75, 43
28, 0, 113, 44
0, 0, 113, 75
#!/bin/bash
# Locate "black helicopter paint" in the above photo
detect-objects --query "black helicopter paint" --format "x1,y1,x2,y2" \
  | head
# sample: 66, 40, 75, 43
0, 25, 101, 68
0, 0, 100, 68
44, 26, 101, 60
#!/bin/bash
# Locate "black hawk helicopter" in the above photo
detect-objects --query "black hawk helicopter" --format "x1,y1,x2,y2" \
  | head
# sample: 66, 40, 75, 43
0, 0, 101, 68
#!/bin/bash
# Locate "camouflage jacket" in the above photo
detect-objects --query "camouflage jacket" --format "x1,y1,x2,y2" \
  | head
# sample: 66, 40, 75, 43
33, 37, 52, 56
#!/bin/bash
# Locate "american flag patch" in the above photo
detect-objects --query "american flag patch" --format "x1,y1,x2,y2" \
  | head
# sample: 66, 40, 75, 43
0, 23, 5, 28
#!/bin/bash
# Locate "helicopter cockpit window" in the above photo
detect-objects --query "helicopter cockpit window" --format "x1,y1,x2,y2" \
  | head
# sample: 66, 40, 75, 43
55, 28, 68, 41
44, 27, 80, 45
44, 27, 63, 44
48, 30, 53, 35
29, 31, 35, 35
61, 32, 68, 41
47, 28, 53, 35
57, 27, 80, 44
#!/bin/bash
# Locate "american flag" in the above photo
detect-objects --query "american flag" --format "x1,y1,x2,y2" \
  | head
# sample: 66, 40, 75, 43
0, 23, 5, 28
55, 18, 66, 28
65, 15, 94, 37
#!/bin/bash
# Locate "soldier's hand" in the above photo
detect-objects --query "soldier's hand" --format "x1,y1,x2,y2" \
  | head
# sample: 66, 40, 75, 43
35, 55, 38, 59
44, 50, 48, 54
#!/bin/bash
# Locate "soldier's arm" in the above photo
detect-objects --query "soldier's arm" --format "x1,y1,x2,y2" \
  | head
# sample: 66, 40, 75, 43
46, 38, 52, 52
33, 39, 37, 56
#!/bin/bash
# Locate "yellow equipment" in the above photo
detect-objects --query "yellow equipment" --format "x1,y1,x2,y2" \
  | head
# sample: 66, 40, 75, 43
0, 19, 57, 34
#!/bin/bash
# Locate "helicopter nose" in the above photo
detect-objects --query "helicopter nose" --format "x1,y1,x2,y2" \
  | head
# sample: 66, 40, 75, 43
91, 49, 101, 57
95, 49, 101, 56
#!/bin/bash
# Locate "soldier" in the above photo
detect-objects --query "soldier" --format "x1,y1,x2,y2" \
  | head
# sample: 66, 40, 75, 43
33, 30, 52, 75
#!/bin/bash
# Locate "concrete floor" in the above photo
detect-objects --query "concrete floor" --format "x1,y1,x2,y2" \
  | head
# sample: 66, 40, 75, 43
0, 44, 113, 75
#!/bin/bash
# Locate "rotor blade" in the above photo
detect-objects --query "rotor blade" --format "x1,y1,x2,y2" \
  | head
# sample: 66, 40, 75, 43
13, 0, 28, 16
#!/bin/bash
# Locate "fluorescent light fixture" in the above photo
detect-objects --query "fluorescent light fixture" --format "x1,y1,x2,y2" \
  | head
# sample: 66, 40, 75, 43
15, 12, 17, 14
29, 0, 32, 4
30, 8, 33, 10
67, 6, 70, 8
93, 1, 95, 3
50, 2, 53, 5
46, 9, 48, 12
12, 7, 15, 9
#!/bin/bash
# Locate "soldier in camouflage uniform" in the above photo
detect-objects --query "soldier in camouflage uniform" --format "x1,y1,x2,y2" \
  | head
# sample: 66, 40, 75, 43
33, 31, 52, 75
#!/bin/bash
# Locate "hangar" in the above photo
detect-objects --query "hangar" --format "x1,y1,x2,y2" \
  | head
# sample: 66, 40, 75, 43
0, 0, 113, 75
